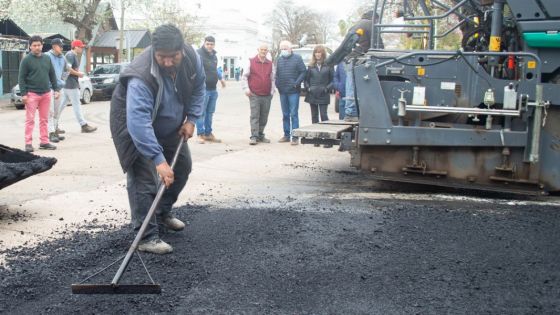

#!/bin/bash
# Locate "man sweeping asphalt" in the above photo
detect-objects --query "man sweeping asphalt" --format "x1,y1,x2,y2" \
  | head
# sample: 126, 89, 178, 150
109, 24, 206, 254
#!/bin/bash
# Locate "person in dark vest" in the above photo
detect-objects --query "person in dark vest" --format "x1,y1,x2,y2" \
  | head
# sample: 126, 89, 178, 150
241, 43, 275, 145
109, 24, 206, 254
195, 35, 226, 144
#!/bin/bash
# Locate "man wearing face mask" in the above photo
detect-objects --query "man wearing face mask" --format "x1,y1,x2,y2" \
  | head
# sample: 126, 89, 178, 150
110, 24, 206, 254
275, 40, 306, 145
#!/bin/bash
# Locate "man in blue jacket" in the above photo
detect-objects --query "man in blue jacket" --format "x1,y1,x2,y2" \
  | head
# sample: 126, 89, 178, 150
275, 40, 306, 145
46, 38, 67, 143
110, 24, 206, 254
333, 61, 347, 120
327, 10, 380, 122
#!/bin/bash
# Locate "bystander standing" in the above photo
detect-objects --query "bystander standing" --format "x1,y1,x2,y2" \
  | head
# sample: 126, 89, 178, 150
196, 36, 226, 144
242, 43, 275, 145
18, 35, 60, 152
45, 38, 67, 143
59, 39, 97, 133
275, 40, 306, 145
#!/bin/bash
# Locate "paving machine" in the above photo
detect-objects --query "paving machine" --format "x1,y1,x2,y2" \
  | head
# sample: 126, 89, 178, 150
295, 0, 560, 195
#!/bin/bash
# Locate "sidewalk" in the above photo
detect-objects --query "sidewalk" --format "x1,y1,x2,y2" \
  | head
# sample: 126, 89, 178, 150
0, 96, 14, 112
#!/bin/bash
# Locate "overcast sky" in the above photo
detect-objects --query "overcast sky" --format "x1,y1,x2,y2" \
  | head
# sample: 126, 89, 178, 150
197, 0, 362, 21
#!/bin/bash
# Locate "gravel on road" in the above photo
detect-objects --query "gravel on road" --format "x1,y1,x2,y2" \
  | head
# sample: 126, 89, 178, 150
1, 196, 559, 314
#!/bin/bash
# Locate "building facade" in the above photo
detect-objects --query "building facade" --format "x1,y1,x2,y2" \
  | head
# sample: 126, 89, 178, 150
195, 4, 272, 80
0, 19, 29, 96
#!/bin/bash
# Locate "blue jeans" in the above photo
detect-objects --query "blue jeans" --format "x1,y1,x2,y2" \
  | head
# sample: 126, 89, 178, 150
338, 98, 346, 120
279, 93, 300, 138
196, 89, 218, 136
344, 62, 358, 117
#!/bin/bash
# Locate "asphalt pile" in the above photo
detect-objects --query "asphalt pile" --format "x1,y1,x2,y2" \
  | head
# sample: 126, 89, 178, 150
0, 144, 57, 190
0, 199, 559, 313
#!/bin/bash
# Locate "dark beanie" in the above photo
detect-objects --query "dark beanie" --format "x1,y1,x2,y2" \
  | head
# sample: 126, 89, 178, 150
204, 35, 215, 43
152, 24, 184, 51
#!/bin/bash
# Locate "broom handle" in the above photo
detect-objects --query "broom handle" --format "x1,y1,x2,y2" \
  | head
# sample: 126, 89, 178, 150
111, 135, 186, 286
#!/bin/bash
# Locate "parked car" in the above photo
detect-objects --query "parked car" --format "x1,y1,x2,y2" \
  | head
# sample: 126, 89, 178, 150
292, 47, 314, 67
11, 76, 93, 110
292, 45, 333, 67
90, 63, 129, 99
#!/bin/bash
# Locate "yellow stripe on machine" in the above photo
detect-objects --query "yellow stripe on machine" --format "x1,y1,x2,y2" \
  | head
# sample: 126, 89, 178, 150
490, 36, 501, 52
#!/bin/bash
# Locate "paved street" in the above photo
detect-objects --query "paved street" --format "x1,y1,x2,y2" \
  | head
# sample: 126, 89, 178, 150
1, 81, 560, 313
0, 81, 352, 253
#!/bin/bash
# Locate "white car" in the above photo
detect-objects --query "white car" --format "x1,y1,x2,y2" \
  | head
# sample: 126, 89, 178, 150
11, 76, 93, 110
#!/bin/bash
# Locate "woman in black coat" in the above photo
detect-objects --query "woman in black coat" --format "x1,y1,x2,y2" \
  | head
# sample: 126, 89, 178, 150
304, 45, 334, 124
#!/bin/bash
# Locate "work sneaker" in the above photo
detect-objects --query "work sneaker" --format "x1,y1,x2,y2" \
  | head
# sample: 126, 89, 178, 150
344, 116, 359, 122
160, 216, 185, 231
81, 124, 97, 133
49, 132, 60, 143
197, 135, 206, 144
39, 143, 57, 150
138, 239, 173, 255
55, 128, 65, 134
205, 133, 222, 143
257, 137, 270, 143
24, 144, 34, 152
278, 136, 290, 143
249, 138, 257, 145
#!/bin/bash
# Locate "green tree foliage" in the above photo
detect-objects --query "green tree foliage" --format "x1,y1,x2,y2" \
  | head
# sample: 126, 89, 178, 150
269, 0, 332, 45
346, 0, 467, 50
127, 0, 204, 45
0, 0, 103, 41
338, 19, 348, 38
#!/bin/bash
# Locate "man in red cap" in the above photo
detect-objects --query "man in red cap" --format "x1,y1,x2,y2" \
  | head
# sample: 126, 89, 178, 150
58, 39, 97, 133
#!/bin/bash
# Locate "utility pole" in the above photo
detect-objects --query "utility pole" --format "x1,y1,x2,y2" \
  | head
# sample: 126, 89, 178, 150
433, 7, 438, 50
118, 0, 125, 62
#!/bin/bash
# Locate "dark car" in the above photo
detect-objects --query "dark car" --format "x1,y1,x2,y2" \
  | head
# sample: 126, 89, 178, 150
90, 63, 129, 99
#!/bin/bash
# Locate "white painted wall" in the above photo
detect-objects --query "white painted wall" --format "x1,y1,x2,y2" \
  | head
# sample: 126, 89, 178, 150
195, 3, 272, 79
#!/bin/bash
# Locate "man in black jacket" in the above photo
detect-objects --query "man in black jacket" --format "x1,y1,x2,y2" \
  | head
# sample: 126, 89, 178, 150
196, 36, 226, 144
109, 24, 206, 254
327, 10, 383, 122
